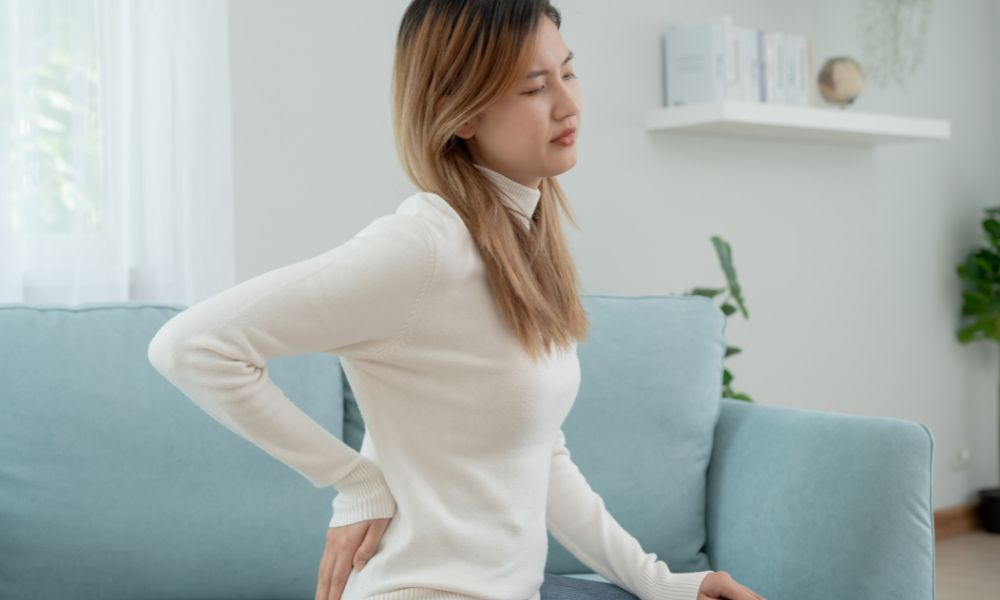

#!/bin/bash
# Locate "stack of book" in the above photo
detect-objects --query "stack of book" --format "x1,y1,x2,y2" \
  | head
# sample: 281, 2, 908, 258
663, 14, 816, 107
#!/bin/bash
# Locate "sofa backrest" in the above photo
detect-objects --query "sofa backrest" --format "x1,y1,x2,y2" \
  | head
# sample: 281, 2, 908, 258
0, 302, 344, 599
0, 295, 725, 597
538, 295, 724, 575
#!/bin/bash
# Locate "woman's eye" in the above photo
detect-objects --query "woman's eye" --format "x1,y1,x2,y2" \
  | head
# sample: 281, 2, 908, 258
524, 73, 578, 95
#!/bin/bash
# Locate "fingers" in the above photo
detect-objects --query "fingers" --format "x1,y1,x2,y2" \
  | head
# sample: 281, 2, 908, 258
709, 571, 765, 600
315, 537, 335, 600
318, 522, 372, 600
353, 519, 386, 572
736, 582, 765, 600
326, 550, 352, 600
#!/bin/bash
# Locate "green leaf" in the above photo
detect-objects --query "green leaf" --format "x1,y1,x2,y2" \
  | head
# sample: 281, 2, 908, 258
961, 290, 991, 314
957, 318, 996, 343
984, 219, 1000, 249
974, 255, 993, 277
711, 236, 750, 319
690, 287, 726, 298
725, 345, 742, 357
978, 248, 1000, 274
958, 259, 989, 285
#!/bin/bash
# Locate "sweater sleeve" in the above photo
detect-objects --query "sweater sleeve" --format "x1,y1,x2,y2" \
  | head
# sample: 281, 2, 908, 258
146, 212, 436, 528
546, 428, 714, 600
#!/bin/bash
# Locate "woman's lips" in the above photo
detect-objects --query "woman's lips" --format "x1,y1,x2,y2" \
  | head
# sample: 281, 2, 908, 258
551, 130, 576, 146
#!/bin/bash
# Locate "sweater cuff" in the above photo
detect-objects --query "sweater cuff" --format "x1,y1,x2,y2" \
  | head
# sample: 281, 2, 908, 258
639, 570, 714, 600
328, 459, 397, 527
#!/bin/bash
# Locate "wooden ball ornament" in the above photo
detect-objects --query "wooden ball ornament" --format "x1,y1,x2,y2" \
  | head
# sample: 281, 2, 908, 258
817, 57, 866, 108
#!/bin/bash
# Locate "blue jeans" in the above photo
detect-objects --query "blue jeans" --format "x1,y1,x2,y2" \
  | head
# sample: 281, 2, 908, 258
539, 574, 640, 600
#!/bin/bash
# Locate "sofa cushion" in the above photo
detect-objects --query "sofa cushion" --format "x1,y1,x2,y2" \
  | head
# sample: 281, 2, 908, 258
0, 302, 344, 600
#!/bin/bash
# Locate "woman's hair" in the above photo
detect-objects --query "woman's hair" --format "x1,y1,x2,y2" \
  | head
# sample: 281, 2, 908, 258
392, 0, 589, 361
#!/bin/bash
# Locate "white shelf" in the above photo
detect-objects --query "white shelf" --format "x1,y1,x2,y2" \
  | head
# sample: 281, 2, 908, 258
645, 100, 952, 145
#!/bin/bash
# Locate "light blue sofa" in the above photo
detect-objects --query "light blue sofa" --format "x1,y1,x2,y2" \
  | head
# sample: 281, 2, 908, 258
0, 295, 936, 599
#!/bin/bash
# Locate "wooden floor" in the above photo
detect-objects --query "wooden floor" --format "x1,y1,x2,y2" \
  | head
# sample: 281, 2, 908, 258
935, 530, 1000, 598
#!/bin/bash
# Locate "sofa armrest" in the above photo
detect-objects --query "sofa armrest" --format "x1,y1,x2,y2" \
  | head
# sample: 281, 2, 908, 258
705, 398, 936, 600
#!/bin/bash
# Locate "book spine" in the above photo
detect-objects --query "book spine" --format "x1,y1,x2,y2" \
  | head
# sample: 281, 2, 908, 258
764, 31, 777, 103
805, 37, 816, 106
757, 29, 767, 103
776, 31, 787, 104
713, 17, 726, 101
723, 17, 740, 100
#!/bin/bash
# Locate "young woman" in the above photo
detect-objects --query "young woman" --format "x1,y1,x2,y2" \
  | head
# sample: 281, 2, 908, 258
148, 1, 765, 599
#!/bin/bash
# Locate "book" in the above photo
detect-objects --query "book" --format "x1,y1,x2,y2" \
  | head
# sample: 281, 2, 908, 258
663, 14, 732, 106
664, 14, 812, 107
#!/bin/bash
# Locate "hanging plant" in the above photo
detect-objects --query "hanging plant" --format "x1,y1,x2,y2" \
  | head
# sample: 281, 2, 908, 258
855, 0, 934, 91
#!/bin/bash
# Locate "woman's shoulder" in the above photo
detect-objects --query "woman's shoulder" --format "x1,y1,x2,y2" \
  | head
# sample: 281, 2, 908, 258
394, 191, 471, 248
396, 191, 461, 228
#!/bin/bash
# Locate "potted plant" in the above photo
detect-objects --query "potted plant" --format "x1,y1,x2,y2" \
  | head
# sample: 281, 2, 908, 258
955, 206, 1000, 534
687, 235, 753, 403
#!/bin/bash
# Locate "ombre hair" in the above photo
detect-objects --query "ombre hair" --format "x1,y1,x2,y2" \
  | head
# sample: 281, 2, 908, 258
392, 0, 588, 361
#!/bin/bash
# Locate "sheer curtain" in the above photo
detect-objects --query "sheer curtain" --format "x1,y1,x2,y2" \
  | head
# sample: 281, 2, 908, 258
0, 0, 234, 306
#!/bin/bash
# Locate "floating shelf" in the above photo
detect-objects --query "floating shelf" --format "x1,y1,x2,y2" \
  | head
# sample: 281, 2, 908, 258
645, 100, 952, 145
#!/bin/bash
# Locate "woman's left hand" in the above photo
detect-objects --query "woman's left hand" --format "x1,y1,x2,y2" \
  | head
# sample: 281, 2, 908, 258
697, 570, 766, 600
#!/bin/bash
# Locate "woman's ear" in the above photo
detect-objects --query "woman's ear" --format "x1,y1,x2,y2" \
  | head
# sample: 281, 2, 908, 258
435, 94, 478, 140
455, 116, 478, 140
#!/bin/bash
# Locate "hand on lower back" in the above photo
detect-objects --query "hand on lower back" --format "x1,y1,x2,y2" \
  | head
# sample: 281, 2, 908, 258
315, 517, 392, 600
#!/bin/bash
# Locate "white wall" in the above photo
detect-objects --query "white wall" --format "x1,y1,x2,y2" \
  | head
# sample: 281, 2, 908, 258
226, 0, 1000, 510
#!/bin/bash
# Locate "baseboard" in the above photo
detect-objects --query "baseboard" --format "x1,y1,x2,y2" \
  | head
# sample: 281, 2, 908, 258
934, 501, 982, 540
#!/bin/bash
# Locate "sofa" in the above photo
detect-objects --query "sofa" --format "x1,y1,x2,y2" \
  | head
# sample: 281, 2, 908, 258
0, 295, 936, 599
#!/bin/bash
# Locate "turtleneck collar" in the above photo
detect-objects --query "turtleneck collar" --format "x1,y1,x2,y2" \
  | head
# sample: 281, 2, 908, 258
472, 163, 541, 231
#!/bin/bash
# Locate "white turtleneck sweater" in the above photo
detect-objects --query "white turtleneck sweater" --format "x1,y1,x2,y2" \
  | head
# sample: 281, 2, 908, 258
146, 163, 713, 600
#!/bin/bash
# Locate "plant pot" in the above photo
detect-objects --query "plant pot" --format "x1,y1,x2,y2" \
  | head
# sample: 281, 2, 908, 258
979, 487, 1000, 533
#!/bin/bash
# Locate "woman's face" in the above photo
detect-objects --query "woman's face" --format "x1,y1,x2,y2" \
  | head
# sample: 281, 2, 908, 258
457, 16, 581, 189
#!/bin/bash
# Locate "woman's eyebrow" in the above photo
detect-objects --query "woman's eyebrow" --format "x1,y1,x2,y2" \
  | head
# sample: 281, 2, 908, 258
525, 50, 574, 79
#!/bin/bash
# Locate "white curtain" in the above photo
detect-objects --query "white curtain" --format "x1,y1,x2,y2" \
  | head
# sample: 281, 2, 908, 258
0, 0, 234, 306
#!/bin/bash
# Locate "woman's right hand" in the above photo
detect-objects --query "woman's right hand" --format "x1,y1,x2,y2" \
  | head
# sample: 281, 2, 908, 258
315, 517, 392, 600
697, 570, 766, 600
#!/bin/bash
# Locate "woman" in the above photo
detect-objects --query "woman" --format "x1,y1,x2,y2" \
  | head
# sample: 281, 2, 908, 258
147, 1, 765, 599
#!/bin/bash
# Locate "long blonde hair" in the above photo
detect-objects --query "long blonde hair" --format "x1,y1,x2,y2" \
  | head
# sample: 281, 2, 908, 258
392, 0, 589, 361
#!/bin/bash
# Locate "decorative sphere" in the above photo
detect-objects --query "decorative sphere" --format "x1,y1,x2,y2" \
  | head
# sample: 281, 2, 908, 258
818, 57, 866, 108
